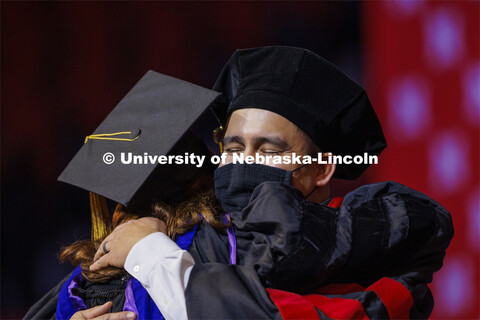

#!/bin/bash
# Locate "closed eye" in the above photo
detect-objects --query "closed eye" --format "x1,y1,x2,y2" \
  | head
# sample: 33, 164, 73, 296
225, 147, 244, 153
260, 149, 283, 155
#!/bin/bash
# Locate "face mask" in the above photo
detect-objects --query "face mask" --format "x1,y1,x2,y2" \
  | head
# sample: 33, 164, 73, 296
214, 163, 314, 212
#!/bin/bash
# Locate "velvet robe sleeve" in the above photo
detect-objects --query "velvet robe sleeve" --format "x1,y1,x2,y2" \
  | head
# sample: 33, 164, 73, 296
185, 181, 453, 319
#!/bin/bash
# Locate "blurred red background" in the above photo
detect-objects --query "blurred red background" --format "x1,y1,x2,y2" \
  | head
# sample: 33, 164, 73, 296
1, 1, 478, 319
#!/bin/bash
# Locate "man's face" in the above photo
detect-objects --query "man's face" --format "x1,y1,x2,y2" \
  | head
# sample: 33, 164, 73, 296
219, 108, 320, 197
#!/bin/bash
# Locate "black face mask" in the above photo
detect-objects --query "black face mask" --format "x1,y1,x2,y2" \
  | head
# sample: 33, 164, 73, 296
214, 163, 313, 212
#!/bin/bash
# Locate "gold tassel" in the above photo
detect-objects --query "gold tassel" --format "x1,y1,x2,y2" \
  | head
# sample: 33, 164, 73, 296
89, 192, 112, 242
213, 126, 224, 154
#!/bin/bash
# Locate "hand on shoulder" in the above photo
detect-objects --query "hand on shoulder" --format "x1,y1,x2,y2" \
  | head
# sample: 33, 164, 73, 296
90, 217, 166, 271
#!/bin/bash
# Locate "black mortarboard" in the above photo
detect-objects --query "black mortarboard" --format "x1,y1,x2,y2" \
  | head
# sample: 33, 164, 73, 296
212, 46, 387, 180
58, 71, 223, 209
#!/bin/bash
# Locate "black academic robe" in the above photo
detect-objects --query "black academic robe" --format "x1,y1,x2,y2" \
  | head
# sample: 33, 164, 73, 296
185, 181, 453, 319
25, 181, 453, 320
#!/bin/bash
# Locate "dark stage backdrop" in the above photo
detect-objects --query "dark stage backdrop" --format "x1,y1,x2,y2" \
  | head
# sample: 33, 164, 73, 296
1, 2, 478, 319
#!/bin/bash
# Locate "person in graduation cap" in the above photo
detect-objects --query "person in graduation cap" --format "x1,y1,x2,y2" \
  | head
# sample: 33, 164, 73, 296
82, 46, 454, 320
24, 71, 232, 319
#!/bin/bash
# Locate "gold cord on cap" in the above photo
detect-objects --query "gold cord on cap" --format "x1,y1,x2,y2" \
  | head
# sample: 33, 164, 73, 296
84, 131, 140, 144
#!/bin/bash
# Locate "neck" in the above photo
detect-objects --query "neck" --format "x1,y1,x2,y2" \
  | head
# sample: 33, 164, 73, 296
306, 184, 330, 204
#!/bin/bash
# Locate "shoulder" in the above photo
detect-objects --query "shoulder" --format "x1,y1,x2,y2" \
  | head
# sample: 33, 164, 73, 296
342, 181, 453, 238
23, 270, 73, 320
188, 220, 230, 264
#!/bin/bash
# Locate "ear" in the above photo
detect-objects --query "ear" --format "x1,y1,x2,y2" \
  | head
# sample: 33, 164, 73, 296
314, 153, 336, 187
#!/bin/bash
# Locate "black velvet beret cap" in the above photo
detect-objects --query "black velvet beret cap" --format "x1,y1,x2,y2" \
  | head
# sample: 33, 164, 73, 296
212, 46, 387, 180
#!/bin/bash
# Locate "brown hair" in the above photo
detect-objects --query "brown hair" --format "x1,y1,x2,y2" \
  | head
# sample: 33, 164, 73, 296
59, 189, 227, 282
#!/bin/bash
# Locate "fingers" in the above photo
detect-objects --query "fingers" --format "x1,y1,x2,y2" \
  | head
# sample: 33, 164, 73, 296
71, 301, 137, 320
94, 233, 114, 262
94, 241, 108, 262
90, 254, 109, 271
94, 311, 136, 320
71, 301, 112, 319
